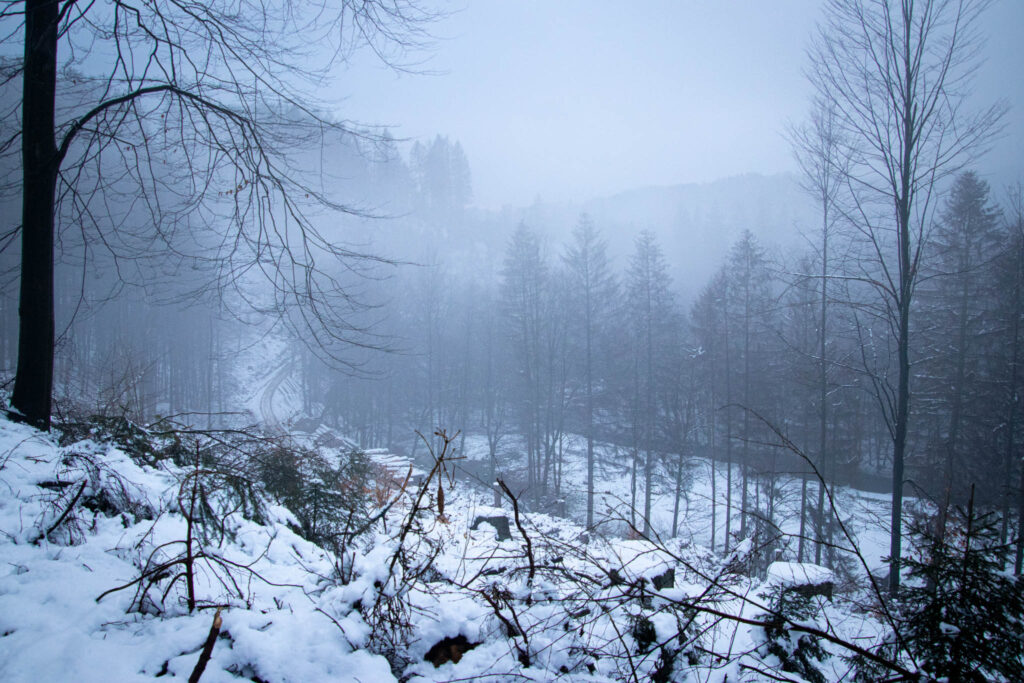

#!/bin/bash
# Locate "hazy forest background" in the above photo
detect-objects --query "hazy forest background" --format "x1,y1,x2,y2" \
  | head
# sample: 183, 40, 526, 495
2, 1, 1024, 681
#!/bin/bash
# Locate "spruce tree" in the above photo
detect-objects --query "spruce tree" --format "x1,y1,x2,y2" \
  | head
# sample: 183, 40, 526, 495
858, 488, 1024, 681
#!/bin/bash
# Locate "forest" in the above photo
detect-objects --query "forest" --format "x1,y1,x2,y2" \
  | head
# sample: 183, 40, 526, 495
1, 1, 1023, 682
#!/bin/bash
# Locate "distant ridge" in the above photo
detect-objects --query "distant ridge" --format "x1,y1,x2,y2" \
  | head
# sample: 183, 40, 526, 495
496, 173, 816, 298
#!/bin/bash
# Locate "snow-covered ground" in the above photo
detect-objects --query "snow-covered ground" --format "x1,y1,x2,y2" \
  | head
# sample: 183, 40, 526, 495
459, 430, 898, 576
0, 418, 394, 682
0, 413, 899, 681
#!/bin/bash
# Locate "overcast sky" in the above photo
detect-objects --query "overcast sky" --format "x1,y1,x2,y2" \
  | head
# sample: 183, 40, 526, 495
338, 1, 1024, 209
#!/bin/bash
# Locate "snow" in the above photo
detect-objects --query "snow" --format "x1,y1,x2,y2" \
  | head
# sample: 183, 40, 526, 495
0, 418, 394, 683
765, 562, 834, 587
478, 430, 901, 579
0, 413, 909, 682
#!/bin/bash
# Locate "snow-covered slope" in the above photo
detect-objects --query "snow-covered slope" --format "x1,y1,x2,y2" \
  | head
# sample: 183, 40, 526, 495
0, 414, 898, 682
0, 418, 392, 682
460, 430, 898, 575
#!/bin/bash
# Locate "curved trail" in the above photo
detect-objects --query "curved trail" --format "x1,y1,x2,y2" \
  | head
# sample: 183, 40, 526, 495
256, 360, 422, 481
259, 362, 294, 432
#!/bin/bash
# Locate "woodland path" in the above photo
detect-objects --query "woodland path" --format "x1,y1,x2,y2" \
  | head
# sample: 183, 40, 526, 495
258, 361, 294, 432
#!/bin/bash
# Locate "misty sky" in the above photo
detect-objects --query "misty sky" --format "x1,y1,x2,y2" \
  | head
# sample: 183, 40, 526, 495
339, 1, 1024, 209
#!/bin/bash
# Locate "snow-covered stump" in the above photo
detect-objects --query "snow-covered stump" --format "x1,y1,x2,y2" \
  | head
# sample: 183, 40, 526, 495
470, 514, 512, 541
766, 561, 834, 601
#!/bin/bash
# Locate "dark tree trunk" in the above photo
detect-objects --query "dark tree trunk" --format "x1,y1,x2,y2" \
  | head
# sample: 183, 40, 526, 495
889, 188, 912, 597
642, 274, 654, 534
740, 259, 751, 541
1003, 233, 1022, 552
709, 369, 717, 553
723, 294, 733, 554
11, 0, 59, 430
815, 204, 829, 566
1013, 233, 1024, 575
585, 288, 594, 529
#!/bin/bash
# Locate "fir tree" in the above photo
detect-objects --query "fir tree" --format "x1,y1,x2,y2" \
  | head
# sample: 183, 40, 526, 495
858, 487, 1024, 681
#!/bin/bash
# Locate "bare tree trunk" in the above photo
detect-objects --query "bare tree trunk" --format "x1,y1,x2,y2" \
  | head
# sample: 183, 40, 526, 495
709, 383, 717, 553
630, 351, 640, 527
642, 282, 654, 534
630, 445, 638, 528
672, 449, 683, 537
723, 307, 733, 554
1010, 220, 1024, 573
11, 0, 59, 430
740, 262, 751, 541
585, 293, 595, 529
816, 193, 830, 566
1003, 205, 1023, 550
889, 188, 913, 596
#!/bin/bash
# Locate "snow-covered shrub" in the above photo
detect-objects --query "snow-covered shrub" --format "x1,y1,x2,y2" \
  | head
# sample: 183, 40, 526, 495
85, 425, 352, 616
1, 414, 391, 681
32, 439, 157, 545
57, 413, 187, 466
98, 442, 278, 615
258, 443, 375, 556
359, 430, 458, 673
56, 412, 269, 537
757, 586, 829, 683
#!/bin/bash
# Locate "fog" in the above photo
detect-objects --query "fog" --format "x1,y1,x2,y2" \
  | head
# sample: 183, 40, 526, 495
340, 1, 1024, 209
3, 0, 1023, 504
3, 2, 1024, 679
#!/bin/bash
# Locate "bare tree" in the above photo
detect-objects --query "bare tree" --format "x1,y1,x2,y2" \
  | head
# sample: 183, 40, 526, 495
808, 0, 1005, 595
2, 0, 434, 429
790, 97, 848, 565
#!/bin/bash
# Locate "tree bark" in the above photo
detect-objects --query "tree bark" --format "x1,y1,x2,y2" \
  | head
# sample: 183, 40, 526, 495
1003, 226, 1021, 552
11, 0, 59, 430
1012, 233, 1024, 574
585, 284, 595, 529
816, 189, 830, 566
889, 189, 912, 596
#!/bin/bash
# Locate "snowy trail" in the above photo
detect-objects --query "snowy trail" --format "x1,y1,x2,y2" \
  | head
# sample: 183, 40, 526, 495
255, 361, 421, 478
258, 361, 294, 432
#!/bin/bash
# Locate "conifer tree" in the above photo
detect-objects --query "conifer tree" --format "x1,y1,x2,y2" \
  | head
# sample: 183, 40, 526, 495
563, 214, 617, 528
625, 231, 677, 533
857, 489, 1024, 682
